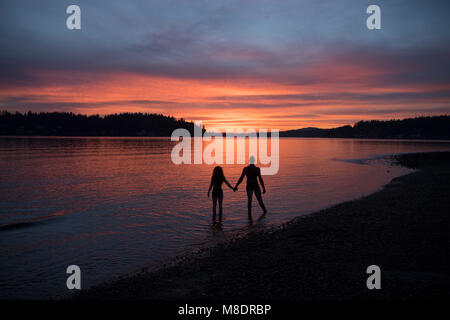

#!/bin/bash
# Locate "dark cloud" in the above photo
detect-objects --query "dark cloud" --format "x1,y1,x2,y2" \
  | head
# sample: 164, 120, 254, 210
0, 0, 449, 120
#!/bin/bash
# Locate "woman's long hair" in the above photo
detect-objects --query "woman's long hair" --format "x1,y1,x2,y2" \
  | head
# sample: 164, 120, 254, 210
212, 166, 225, 183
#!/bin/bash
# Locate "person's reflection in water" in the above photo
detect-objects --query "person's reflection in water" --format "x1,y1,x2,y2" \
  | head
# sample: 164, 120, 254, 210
208, 166, 234, 222
234, 156, 268, 220
211, 220, 223, 231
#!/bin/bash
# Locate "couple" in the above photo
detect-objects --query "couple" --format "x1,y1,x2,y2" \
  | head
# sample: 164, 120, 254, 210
207, 156, 267, 220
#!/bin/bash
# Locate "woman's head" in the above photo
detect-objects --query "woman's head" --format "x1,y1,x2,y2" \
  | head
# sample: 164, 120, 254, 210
212, 166, 224, 180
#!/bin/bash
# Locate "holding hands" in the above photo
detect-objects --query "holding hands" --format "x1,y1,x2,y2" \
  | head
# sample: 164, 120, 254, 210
208, 163, 268, 218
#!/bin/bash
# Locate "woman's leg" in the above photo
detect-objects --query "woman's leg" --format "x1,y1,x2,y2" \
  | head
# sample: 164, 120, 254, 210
212, 196, 218, 219
218, 194, 223, 218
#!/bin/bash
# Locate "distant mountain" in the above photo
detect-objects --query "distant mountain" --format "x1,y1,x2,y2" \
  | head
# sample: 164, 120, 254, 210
280, 127, 324, 137
0, 111, 203, 137
280, 116, 450, 139
1, 112, 449, 139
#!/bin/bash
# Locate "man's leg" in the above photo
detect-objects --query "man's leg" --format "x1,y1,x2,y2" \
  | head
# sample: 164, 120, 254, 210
254, 188, 267, 214
246, 187, 253, 219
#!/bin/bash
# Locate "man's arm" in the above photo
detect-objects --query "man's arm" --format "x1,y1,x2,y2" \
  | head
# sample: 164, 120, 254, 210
258, 169, 266, 193
234, 168, 246, 191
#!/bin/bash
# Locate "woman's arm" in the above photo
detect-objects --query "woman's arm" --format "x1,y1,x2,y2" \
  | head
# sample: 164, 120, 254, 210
208, 177, 213, 197
224, 177, 233, 190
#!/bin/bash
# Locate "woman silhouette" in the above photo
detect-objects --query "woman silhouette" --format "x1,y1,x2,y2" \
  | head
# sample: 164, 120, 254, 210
208, 166, 234, 220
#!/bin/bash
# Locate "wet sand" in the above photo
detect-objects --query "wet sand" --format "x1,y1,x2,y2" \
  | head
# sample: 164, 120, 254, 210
71, 152, 450, 300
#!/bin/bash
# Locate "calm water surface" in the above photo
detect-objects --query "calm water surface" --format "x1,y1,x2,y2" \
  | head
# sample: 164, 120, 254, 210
1, 137, 450, 299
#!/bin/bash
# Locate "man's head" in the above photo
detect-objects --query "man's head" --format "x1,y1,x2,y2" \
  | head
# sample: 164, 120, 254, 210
249, 156, 255, 165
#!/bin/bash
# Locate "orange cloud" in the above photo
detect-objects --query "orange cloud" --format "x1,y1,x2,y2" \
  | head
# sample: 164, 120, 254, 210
1, 63, 449, 131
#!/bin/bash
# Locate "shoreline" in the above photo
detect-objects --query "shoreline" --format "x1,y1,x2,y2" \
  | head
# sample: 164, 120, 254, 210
2, 135, 450, 142
70, 152, 450, 300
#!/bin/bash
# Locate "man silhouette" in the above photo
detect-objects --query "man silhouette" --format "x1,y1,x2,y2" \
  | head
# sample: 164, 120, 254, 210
234, 156, 267, 219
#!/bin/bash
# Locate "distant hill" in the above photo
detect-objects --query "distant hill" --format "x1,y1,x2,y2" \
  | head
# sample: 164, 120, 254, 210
281, 127, 323, 137
1, 112, 449, 139
0, 111, 202, 137
280, 116, 450, 140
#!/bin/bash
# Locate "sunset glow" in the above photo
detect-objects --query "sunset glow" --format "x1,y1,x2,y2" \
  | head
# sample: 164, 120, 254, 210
1, 0, 449, 131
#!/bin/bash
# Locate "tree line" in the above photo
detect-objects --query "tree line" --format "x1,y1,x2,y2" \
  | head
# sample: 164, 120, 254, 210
0, 111, 202, 136
1, 111, 449, 139
280, 115, 450, 139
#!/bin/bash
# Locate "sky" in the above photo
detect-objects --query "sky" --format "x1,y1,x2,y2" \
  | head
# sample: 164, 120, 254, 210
1, 0, 449, 131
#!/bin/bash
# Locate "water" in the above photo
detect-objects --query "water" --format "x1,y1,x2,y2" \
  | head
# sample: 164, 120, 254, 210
1, 137, 449, 299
